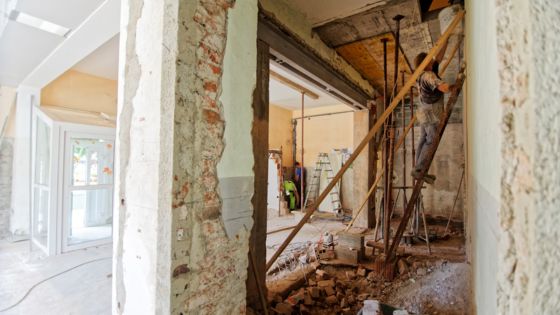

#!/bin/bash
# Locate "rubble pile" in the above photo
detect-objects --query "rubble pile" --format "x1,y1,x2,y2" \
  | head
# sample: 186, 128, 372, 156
269, 256, 456, 315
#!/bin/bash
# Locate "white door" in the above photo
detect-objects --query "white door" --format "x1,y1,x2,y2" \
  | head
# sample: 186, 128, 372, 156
62, 133, 114, 252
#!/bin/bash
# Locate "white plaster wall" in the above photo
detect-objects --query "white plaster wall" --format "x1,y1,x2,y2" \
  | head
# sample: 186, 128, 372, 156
465, 0, 501, 313
217, 0, 257, 238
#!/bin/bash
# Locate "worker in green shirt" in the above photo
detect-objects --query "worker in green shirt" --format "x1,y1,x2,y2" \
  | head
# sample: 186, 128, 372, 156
283, 180, 300, 211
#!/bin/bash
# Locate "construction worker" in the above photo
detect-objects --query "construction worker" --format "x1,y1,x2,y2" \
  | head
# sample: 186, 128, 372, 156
283, 180, 299, 211
411, 40, 455, 184
294, 161, 305, 208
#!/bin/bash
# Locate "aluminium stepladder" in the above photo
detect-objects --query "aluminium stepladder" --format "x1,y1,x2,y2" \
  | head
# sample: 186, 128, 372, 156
303, 153, 342, 214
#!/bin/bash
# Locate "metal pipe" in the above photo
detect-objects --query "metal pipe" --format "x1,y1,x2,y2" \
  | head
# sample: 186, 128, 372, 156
300, 92, 304, 210
381, 37, 390, 254
401, 71, 407, 215
391, 15, 404, 99
292, 110, 354, 120
384, 15, 404, 255
410, 80, 417, 235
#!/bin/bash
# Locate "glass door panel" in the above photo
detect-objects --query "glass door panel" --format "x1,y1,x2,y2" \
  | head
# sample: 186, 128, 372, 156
64, 136, 114, 249
32, 118, 51, 250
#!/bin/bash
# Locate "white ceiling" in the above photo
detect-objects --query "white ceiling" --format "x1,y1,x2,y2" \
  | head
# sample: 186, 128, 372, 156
270, 63, 348, 110
72, 34, 119, 80
286, 0, 388, 26
0, 0, 105, 87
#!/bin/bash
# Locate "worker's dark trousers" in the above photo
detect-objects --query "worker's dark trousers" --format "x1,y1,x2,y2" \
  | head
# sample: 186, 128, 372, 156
415, 122, 438, 173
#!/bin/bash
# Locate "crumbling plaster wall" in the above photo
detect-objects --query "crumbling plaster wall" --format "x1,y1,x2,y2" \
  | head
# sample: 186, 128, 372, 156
493, 0, 560, 314
258, 0, 375, 98
113, 0, 257, 314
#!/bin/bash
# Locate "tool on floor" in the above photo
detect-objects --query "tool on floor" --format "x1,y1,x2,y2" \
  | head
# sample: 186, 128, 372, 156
303, 153, 342, 214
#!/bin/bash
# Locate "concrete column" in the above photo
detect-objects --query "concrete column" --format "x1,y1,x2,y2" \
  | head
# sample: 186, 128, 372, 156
113, 0, 257, 314
352, 110, 370, 228
10, 86, 39, 236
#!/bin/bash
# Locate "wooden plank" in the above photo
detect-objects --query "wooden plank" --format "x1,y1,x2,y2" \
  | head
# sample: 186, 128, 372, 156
270, 70, 319, 99
258, 15, 372, 109
265, 11, 465, 272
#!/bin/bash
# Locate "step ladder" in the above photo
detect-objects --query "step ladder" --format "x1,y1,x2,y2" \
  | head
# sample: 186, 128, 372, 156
303, 153, 342, 213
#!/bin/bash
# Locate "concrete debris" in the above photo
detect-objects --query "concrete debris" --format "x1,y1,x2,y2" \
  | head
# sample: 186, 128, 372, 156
268, 255, 461, 314
317, 279, 335, 287
273, 302, 293, 314
397, 259, 409, 275
357, 266, 367, 277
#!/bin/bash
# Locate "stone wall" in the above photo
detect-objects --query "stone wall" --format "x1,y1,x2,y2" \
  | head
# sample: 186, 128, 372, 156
0, 138, 13, 239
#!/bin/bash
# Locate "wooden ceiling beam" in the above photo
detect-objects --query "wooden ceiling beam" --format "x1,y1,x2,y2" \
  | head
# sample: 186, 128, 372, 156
269, 70, 319, 100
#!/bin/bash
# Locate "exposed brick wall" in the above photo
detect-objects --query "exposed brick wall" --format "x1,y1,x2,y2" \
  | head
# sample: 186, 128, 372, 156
170, 1, 251, 313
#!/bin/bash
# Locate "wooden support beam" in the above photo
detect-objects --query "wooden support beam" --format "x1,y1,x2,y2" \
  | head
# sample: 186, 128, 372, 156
270, 70, 319, 99
247, 39, 269, 310
264, 11, 465, 272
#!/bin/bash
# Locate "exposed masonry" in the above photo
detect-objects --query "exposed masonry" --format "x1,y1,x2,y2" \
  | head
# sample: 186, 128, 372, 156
170, 1, 250, 313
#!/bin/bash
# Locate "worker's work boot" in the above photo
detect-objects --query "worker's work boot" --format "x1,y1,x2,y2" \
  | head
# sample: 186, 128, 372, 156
423, 174, 436, 185
410, 170, 436, 185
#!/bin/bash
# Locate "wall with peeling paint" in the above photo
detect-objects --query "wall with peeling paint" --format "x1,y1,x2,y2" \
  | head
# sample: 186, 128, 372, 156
217, 0, 258, 239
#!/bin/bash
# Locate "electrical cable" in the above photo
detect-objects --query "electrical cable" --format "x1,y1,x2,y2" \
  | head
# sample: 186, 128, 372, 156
0, 256, 112, 313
